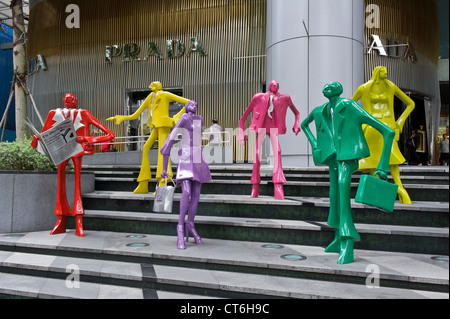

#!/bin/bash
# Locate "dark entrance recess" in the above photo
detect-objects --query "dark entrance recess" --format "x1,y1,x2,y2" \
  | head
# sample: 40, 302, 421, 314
125, 88, 184, 151
395, 94, 428, 165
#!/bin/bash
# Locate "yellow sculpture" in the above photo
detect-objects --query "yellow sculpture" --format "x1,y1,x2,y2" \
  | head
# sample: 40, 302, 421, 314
351, 66, 415, 204
107, 81, 189, 193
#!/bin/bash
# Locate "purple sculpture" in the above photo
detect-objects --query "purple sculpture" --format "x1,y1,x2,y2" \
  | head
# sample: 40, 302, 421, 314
160, 101, 212, 249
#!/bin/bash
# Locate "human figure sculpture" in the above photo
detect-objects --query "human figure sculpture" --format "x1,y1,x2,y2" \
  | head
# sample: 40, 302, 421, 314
31, 93, 115, 237
238, 80, 301, 200
107, 81, 189, 193
301, 82, 394, 264
160, 101, 212, 250
351, 66, 415, 204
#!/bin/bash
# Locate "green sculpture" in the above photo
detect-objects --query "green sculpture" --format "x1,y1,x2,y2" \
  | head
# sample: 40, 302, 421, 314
301, 82, 395, 264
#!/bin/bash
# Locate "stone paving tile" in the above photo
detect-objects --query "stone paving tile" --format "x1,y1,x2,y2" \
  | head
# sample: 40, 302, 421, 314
3, 252, 56, 271
98, 284, 144, 299
38, 277, 100, 299
102, 231, 154, 258
360, 254, 449, 285
0, 272, 47, 298
57, 230, 108, 253
153, 264, 219, 290
100, 260, 142, 281
0, 250, 13, 263
210, 269, 290, 298
15, 231, 67, 249
50, 256, 104, 277
156, 291, 221, 299
278, 275, 448, 299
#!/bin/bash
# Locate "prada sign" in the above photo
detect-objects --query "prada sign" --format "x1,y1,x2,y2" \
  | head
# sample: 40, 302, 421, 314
106, 37, 207, 63
27, 54, 48, 75
367, 35, 418, 63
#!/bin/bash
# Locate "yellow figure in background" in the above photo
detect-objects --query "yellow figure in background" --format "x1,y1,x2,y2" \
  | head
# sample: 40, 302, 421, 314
108, 81, 189, 193
352, 66, 415, 204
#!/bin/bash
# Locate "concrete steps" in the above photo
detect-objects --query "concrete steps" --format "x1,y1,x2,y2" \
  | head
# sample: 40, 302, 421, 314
0, 164, 447, 299
83, 191, 449, 227
80, 192, 449, 256
91, 170, 449, 185
0, 231, 448, 299
86, 165, 449, 202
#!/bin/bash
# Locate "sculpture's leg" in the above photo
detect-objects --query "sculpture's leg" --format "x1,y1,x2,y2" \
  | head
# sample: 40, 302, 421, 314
390, 165, 412, 204
135, 129, 158, 193
51, 159, 71, 235
269, 131, 286, 200
337, 160, 360, 264
325, 158, 340, 253
250, 130, 266, 198
156, 127, 173, 187
72, 156, 85, 237
177, 180, 192, 249
186, 181, 203, 244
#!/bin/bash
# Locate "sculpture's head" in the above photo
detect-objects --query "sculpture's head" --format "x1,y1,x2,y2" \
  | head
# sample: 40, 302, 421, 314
371, 66, 388, 81
268, 80, 279, 94
185, 100, 197, 114
149, 81, 163, 92
63, 93, 78, 109
322, 82, 343, 99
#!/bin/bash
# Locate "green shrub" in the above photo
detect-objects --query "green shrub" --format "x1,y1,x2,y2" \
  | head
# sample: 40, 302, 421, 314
0, 138, 73, 171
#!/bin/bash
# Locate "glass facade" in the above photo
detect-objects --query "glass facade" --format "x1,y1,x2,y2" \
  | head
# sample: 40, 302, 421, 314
25, 0, 443, 165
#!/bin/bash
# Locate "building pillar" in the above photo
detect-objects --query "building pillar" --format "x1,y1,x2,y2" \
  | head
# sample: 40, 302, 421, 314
266, 0, 365, 167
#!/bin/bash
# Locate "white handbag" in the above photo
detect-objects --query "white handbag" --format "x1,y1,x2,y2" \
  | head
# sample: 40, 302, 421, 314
153, 177, 176, 213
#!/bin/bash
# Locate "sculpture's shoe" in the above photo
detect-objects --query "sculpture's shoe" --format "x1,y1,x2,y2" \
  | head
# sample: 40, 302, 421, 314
324, 232, 341, 253
177, 225, 186, 250
337, 238, 355, 264
274, 183, 285, 200
398, 186, 412, 205
75, 215, 85, 237
185, 221, 204, 245
50, 216, 67, 235
250, 184, 260, 198
133, 181, 149, 194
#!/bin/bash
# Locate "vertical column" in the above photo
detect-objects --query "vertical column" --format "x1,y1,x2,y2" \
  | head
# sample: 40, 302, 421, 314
266, 0, 365, 167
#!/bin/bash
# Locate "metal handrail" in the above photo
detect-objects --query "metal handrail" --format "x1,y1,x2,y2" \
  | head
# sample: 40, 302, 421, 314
94, 131, 231, 147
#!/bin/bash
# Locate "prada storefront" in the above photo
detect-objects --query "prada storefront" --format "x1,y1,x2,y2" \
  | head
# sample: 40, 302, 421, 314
26, 0, 442, 166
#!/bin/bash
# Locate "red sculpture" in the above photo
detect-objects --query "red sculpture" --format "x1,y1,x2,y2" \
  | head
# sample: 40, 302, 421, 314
31, 93, 115, 237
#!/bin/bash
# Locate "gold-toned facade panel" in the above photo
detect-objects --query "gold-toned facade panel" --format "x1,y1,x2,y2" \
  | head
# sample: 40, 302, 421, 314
27, 0, 267, 160
364, 0, 440, 66
364, 0, 440, 96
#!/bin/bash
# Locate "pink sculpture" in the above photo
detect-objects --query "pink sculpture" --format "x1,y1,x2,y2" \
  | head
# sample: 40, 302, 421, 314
160, 101, 212, 249
238, 80, 301, 200
31, 93, 115, 237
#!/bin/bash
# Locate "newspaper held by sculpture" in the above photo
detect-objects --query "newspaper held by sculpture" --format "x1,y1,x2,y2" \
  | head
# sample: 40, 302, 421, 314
25, 118, 84, 166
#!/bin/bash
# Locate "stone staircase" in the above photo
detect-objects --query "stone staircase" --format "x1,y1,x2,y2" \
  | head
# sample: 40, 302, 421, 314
0, 164, 448, 299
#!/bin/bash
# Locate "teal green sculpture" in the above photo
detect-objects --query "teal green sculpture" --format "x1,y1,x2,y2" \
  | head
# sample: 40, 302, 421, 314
301, 82, 395, 264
